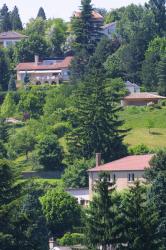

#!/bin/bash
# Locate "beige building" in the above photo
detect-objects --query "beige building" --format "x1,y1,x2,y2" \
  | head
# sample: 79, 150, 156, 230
122, 92, 166, 106
88, 153, 154, 197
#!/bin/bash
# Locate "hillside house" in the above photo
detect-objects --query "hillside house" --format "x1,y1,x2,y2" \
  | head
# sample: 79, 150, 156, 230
88, 153, 153, 197
125, 81, 140, 94
0, 31, 27, 47
122, 92, 166, 106
101, 22, 117, 39
66, 188, 89, 206
16, 56, 73, 84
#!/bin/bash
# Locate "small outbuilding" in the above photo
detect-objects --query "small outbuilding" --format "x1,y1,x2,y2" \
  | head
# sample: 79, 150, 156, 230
121, 92, 166, 106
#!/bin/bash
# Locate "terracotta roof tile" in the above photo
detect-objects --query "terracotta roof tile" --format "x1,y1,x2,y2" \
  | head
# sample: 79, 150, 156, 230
124, 92, 166, 100
88, 154, 154, 172
16, 56, 73, 71
74, 10, 104, 20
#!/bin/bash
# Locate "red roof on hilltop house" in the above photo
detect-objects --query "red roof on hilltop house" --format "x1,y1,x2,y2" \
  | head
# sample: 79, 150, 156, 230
124, 93, 166, 100
16, 56, 73, 71
88, 154, 154, 172
74, 10, 104, 20
0, 31, 27, 40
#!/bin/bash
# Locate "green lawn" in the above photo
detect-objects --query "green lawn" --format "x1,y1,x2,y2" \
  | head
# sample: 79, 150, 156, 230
121, 106, 166, 149
124, 128, 166, 149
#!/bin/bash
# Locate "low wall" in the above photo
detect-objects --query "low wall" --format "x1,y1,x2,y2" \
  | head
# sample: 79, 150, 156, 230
22, 171, 62, 179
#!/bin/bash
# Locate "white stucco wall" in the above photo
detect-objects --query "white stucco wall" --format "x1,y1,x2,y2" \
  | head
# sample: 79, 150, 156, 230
89, 170, 145, 197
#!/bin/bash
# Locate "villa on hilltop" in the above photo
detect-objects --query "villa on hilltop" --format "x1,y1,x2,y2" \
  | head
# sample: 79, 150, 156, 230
16, 55, 73, 84
0, 31, 27, 48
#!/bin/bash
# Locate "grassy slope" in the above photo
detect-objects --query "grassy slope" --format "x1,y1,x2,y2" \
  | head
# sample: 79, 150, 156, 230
121, 106, 166, 149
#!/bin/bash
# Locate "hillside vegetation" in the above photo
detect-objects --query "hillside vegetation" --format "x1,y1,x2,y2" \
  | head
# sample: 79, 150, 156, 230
121, 106, 166, 149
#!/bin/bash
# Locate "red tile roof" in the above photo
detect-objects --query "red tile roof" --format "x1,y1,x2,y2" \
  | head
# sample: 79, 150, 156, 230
88, 154, 154, 172
74, 10, 104, 20
0, 31, 27, 40
124, 93, 166, 100
16, 56, 73, 71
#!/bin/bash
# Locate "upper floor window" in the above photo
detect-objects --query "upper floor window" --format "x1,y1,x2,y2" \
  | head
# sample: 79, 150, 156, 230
128, 173, 135, 182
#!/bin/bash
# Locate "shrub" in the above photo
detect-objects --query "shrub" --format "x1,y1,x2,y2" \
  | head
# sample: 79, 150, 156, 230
129, 144, 152, 155
57, 233, 85, 246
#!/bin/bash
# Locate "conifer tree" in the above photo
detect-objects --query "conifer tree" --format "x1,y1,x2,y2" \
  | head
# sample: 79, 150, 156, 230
150, 173, 166, 249
158, 56, 166, 96
86, 173, 117, 250
67, 74, 127, 162
146, 0, 166, 34
24, 72, 30, 85
0, 4, 12, 32
0, 48, 10, 91
0, 92, 16, 118
8, 75, 16, 91
11, 6, 23, 30
72, 0, 103, 53
119, 182, 159, 250
37, 7, 46, 20
145, 151, 166, 248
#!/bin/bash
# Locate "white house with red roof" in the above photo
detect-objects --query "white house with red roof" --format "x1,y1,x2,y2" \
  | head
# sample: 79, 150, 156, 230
88, 153, 154, 196
0, 31, 27, 48
16, 56, 73, 84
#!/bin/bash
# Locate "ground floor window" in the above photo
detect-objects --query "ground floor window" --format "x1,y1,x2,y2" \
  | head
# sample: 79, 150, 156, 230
128, 173, 135, 182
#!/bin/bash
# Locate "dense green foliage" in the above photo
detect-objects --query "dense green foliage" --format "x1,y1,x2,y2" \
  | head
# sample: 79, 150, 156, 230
0, 48, 10, 91
35, 134, 63, 170
1, 1, 166, 249
0, 4, 22, 32
41, 188, 82, 236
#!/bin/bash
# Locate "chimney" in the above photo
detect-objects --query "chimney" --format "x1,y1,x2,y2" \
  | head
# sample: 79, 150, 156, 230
35, 55, 39, 65
96, 153, 101, 167
49, 238, 55, 250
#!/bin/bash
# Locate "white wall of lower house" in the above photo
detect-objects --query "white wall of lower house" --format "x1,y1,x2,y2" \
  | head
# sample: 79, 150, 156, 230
89, 170, 145, 197
2, 39, 21, 48
17, 69, 70, 83
66, 188, 89, 206
127, 86, 140, 94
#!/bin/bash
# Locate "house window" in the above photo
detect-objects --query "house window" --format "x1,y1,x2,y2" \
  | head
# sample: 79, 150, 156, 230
80, 199, 85, 206
113, 174, 116, 182
128, 173, 135, 182
108, 174, 116, 183
107, 174, 111, 182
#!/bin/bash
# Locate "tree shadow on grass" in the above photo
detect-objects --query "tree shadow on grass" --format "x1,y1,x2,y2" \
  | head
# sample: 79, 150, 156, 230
150, 131, 162, 135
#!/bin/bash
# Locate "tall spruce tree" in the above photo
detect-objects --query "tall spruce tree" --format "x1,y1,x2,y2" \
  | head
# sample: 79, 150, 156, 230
37, 7, 46, 20
8, 75, 16, 91
158, 56, 166, 96
11, 6, 23, 30
0, 48, 10, 91
24, 72, 30, 85
118, 182, 159, 250
0, 4, 12, 32
150, 173, 166, 249
86, 173, 117, 250
145, 151, 166, 249
67, 75, 127, 162
146, 0, 166, 34
71, 0, 103, 82
72, 0, 94, 53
